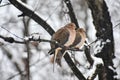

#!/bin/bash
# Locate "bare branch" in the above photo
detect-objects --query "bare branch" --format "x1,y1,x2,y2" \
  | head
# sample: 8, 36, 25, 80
2, 47, 23, 80
0, 35, 24, 44
0, 34, 83, 52
0, 3, 11, 7
6, 54, 49, 80
62, 50, 86, 80
8, 0, 55, 36
63, 0, 87, 79
22, 13, 31, 80
87, 64, 104, 80
84, 46, 94, 67
63, 0, 79, 28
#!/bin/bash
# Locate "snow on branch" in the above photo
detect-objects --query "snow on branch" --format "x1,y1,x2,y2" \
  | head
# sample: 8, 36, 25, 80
0, 33, 83, 52
84, 46, 94, 67
86, 55, 104, 80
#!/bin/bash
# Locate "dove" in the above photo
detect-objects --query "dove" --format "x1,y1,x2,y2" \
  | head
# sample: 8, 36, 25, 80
70, 28, 86, 49
49, 23, 76, 68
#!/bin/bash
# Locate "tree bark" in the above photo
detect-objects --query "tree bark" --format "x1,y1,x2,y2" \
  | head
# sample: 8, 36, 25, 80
86, 0, 115, 80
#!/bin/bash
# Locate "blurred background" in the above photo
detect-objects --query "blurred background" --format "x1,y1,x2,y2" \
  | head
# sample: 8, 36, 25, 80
0, 0, 120, 80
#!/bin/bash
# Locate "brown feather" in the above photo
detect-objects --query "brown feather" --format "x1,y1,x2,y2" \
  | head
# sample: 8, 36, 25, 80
49, 23, 76, 67
71, 28, 86, 49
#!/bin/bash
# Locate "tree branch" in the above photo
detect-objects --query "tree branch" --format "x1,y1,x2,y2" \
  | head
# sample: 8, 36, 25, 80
9, 0, 55, 36
64, 0, 79, 29
1, 47, 24, 80
63, 52, 86, 80
0, 35, 83, 52
87, 64, 105, 80
86, 0, 115, 80
84, 46, 94, 67
63, 0, 87, 79
23, 14, 31, 80
0, 35, 24, 44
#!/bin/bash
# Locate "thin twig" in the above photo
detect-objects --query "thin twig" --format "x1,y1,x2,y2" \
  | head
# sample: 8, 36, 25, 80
0, 35, 83, 52
0, 26, 24, 40
0, 3, 11, 7
0, 35, 24, 44
45, 2, 62, 21
7, 54, 49, 80
87, 64, 103, 80
9, 0, 55, 35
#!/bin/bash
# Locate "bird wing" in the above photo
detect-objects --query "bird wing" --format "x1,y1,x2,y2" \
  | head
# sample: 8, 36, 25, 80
51, 27, 70, 48
49, 27, 69, 55
70, 32, 81, 47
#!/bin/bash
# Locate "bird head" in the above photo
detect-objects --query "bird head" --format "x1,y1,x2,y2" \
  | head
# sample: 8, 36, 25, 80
77, 28, 86, 39
65, 23, 76, 30
77, 28, 85, 33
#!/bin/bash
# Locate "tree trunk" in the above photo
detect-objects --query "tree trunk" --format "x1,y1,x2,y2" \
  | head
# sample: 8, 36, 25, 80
86, 0, 115, 80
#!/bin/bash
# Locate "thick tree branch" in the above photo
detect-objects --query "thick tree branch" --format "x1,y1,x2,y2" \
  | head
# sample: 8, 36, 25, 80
86, 0, 115, 80
84, 46, 94, 67
62, 50, 86, 80
9, 0, 55, 36
87, 64, 105, 80
86, 0, 114, 66
63, 0, 94, 68
63, 0, 88, 79
64, 0, 79, 29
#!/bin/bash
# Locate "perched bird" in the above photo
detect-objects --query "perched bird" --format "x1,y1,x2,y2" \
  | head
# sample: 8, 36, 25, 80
70, 28, 86, 49
49, 23, 76, 67
62, 28, 86, 63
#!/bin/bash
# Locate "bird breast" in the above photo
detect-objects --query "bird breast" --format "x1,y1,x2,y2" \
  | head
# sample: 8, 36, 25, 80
75, 32, 86, 48
64, 28, 76, 47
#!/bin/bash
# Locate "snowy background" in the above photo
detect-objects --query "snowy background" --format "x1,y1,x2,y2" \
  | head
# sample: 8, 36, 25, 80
0, 0, 120, 80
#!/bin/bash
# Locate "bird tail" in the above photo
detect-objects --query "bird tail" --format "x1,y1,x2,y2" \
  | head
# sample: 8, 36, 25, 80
50, 53, 62, 67
54, 52, 62, 66
53, 48, 62, 71
49, 47, 63, 72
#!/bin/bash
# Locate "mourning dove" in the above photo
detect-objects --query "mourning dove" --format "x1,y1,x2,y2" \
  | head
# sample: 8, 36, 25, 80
49, 23, 76, 67
70, 28, 86, 49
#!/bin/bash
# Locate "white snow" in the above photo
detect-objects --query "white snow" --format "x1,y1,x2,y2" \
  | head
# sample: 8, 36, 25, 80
85, 55, 103, 79
0, 0, 120, 80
